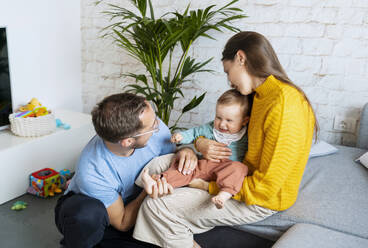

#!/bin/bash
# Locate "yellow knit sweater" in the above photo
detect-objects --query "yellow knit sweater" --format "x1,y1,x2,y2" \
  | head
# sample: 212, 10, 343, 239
209, 75, 315, 211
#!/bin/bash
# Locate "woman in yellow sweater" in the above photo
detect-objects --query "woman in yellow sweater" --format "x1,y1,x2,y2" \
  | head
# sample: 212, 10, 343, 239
133, 31, 317, 248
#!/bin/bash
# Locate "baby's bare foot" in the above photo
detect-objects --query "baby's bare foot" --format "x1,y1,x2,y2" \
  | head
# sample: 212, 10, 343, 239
189, 178, 209, 191
211, 191, 232, 209
141, 168, 157, 195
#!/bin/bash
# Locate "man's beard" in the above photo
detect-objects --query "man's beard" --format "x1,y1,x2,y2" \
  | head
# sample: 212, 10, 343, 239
131, 139, 147, 149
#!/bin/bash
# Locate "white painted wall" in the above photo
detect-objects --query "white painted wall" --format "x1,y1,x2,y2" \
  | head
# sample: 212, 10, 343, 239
0, 0, 82, 112
81, 0, 368, 146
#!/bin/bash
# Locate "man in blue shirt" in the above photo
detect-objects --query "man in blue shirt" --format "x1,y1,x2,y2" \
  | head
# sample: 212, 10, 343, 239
55, 93, 198, 248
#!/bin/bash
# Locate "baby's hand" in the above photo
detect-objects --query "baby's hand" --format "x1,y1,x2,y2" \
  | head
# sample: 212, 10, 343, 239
171, 133, 183, 143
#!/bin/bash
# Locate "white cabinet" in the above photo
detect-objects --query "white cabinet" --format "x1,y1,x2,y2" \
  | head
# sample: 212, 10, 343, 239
0, 110, 95, 204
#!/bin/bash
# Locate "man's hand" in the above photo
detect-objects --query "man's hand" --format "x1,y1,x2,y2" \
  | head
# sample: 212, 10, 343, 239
148, 175, 174, 199
195, 137, 232, 162
172, 147, 198, 175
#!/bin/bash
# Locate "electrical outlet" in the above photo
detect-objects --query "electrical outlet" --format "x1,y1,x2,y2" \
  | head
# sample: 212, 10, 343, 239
333, 116, 357, 133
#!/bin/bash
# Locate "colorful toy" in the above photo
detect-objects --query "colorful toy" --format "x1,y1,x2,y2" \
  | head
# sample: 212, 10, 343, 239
34, 106, 49, 117
59, 169, 73, 189
48, 183, 62, 196
56, 118, 71, 130
11, 201, 27, 211
27, 168, 62, 198
15, 110, 34, 118
16, 98, 50, 118
19, 98, 42, 112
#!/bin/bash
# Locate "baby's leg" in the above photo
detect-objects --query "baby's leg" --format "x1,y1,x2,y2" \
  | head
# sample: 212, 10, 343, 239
186, 159, 219, 190
139, 153, 198, 192
161, 164, 197, 188
188, 178, 209, 191
212, 191, 232, 209
207, 160, 249, 209
135, 153, 175, 188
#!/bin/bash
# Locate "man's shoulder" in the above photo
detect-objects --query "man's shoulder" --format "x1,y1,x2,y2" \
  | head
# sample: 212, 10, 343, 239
80, 135, 107, 158
77, 135, 112, 174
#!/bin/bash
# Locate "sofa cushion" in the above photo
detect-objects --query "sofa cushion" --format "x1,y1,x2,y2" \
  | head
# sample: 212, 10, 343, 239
357, 103, 368, 149
356, 151, 368, 169
272, 223, 368, 248
234, 145, 368, 241
309, 140, 338, 158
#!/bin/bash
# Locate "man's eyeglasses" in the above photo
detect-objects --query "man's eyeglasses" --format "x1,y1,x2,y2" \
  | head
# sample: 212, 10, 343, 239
130, 116, 160, 138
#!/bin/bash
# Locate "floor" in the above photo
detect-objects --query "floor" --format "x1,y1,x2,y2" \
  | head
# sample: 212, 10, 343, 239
0, 193, 274, 248
0, 193, 62, 248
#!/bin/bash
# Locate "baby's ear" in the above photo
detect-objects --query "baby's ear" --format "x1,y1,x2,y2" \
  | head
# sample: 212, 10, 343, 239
242, 116, 250, 125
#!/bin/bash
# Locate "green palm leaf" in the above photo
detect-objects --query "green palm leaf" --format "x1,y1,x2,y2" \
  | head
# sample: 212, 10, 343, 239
101, 0, 247, 129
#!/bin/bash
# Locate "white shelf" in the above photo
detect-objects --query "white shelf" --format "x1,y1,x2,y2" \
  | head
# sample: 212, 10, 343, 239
0, 110, 92, 150
0, 109, 96, 204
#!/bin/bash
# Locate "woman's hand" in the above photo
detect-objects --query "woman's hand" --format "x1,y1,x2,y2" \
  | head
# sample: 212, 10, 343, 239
196, 137, 232, 162
171, 147, 198, 175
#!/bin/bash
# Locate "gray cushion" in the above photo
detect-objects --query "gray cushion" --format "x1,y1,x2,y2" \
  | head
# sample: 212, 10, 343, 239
357, 103, 368, 149
273, 223, 368, 248
234, 145, 368, 241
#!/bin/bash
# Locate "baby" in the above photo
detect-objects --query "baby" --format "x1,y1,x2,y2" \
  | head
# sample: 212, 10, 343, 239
141, 89, 250, 208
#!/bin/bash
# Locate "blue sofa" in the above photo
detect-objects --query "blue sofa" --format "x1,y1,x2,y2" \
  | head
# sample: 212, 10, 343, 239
196, 103, 368, 247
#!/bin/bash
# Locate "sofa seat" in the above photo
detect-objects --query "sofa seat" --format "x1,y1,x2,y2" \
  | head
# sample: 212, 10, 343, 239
273, 223, 368, 248
234, 145, 368, 243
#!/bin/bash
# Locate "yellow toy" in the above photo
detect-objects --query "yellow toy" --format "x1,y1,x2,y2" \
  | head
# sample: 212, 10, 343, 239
19, 98, 42, 112
48, 183, 62, 197
34, 107, 49, 117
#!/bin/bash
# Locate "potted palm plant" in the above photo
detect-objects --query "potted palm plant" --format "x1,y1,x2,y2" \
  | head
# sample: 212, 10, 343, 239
101, 0, 246, 130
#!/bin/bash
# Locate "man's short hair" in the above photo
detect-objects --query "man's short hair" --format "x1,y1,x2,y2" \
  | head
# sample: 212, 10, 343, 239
91, 93, 147, 143
217, 89, 251, 116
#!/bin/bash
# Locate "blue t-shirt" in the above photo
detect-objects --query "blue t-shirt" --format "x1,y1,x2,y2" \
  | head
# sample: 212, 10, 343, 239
66, 119, 175, 207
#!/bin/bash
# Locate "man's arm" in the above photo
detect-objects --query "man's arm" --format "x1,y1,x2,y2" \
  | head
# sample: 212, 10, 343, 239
106, 191, 147, 232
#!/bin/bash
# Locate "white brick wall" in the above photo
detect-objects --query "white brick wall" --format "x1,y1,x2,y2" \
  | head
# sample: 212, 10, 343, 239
81, 0, 368, 147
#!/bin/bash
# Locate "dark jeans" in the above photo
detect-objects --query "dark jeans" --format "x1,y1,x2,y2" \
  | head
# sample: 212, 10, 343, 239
55, 192, 158, 248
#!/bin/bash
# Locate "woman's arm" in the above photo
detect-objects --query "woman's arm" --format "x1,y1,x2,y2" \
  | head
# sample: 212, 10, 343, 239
209, 101, 314, 208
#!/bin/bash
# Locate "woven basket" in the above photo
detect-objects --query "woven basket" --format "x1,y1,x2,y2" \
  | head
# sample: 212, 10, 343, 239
9, 112, 56, 137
